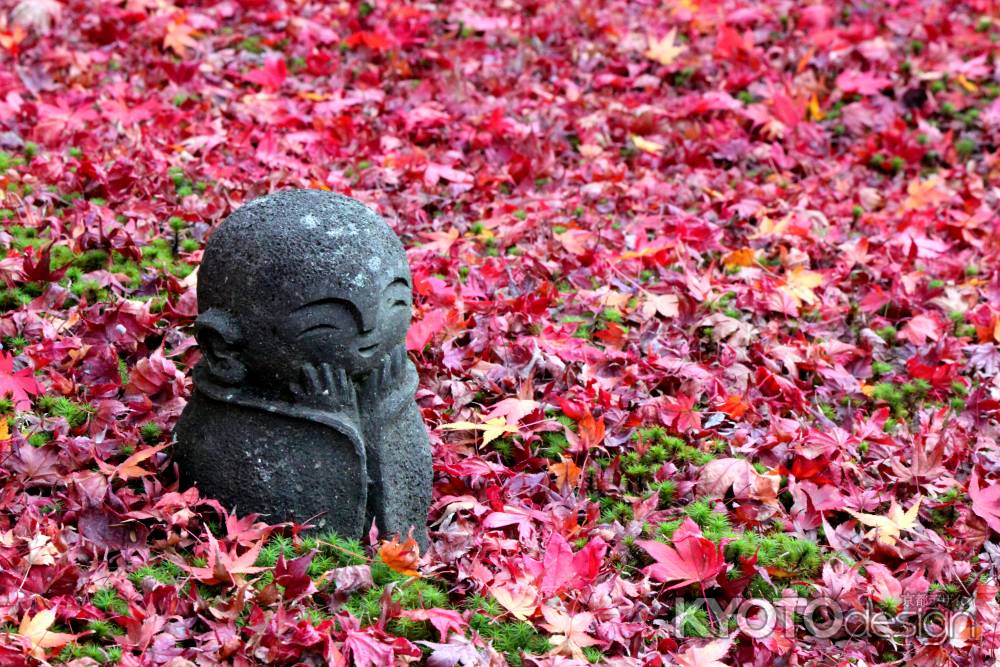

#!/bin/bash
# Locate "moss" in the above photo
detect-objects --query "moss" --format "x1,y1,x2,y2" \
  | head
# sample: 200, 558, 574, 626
876, 325, 897, 342
37, 396, 93, 428
256, 535, 295, 568
70, 279, 109, 302
0, 287, 32, 312
85, 619, 124, 641
58, 643, 121, 664
388, 616, 433, 641
344, 586, 383, 623
470, 614, 549, 666
685, 500, 734, 542
465, 592, 502, 616
74, 249, 110, 272
2, 336, 27, 354
599, 499, 634, 524
128, 560, 184, 586
651, 480, 677, 505
28, 431, 53, 447
92, 587, 129, 615
871, 360, 892, 377
49, 244, 74, 269
955, 138, 976, 159
871, 382, 902, 405
140, 421, 164, 443
538, 431, 569, 460
673, 599, 713, 637
300, 608, 332, 626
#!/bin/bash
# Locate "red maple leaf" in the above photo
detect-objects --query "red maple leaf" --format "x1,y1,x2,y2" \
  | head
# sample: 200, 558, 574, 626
637, 518, 727, 590
0, 352, 42, 409
244, 56, 287, 92
970, 469, 1000, 535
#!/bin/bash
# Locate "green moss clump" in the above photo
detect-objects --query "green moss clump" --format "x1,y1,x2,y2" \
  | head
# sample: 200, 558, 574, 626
58, 643, 122, 664
74, 249, 110, 272
140, 421, 164, 443
128, 560, 184, 586
470, 614, 549, 666
92, 587, 129, 615
727, 532, 822, 579
37, 395, 93, 428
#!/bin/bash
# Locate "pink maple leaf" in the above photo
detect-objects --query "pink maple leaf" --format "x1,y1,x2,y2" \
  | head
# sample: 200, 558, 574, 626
970, 469, 1000, 534
0, 352, 41, 409
245, 56, 287, 91
835, 69, 892, 95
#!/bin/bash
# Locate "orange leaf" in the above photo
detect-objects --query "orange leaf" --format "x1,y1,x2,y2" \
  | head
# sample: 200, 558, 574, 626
379, 535, 421, 577
723, 247, 755, 270
18, 609, 78, 659
549, 457, 581, 489
96, 442, 170, 480
577, 412, 605, 450
716, 394, 749, 419
164, 15, 198, 56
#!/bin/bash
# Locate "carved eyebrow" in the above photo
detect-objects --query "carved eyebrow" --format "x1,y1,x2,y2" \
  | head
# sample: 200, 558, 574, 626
382, 277, 410, 291
289, 297, 363, 331
293, 296, 361, 313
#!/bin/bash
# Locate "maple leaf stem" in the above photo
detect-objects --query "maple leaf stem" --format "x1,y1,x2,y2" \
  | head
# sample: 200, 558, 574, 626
699, 580, 718, 634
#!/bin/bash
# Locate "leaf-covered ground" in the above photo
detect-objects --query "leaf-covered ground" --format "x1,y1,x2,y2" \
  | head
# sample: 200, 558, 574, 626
0, 0, 999, 665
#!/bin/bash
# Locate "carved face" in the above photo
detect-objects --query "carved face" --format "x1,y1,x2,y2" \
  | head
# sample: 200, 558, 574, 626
195, 189, 415, 391
282, 275, 412, 376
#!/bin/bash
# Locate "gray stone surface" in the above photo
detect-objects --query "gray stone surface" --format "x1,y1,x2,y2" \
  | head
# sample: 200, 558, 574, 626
173, 189, 432, 547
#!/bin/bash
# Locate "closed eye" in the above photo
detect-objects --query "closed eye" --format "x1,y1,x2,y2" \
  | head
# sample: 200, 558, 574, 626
297, 323, 343, 338
383, 277, 411, 308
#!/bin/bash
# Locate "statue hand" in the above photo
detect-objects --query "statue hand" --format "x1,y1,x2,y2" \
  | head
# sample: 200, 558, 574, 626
291, 362, 359, 419
361, 345, 413, 416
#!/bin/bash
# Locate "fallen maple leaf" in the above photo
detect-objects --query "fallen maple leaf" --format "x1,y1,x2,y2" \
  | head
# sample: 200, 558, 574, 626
17, 608, 78, 659
637, 518, 727, 590
835, 69, 892, 95
180, 530, 266, 585
636, 293, 679, 320
631, 135, 663, 154
645, 29, 686, 66
845, 497, 922, 546
163, 14, 198, 56
904, 175, 952, 211
676, 638, 732, 667
490, 583, 538, 620
540, 606, 601, 660
723, 248, 755, 270
970, 470, 1000, 534
0, 352, 41, 410
245, 56, 287, 92
95, 442, 170, 481
779, 267, 823, 307
24, 533, 59, 567
439, 416, 517, 446
549, 456, 581, 489
379, 534, 421, 577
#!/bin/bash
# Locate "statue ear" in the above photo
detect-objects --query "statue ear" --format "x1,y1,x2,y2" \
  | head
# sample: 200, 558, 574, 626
195, 309, 247, 385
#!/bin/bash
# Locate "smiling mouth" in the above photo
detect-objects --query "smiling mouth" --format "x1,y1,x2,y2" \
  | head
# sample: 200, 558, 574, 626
357, 343, 379, 357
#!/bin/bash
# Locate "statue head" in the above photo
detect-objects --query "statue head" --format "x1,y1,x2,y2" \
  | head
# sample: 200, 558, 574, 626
194, 189, 412, 390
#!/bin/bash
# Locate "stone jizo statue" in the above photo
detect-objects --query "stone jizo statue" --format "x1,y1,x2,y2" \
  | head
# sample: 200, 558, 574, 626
174, 189, 432, 547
